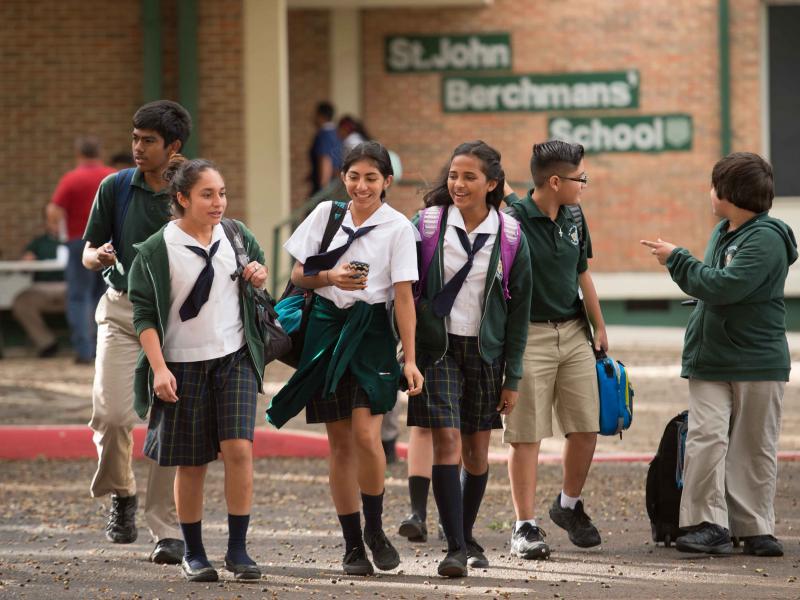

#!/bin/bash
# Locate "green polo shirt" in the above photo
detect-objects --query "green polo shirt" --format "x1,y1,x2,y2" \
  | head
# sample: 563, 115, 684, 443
507, 190, 593, 322
26, 234, 64, 283
83, 168, 172, 291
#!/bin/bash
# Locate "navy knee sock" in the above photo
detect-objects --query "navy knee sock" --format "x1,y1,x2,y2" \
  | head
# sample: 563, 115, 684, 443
432, 464, 465, 552
461, 468, 489, 541
338, 511, 363, 554
180, 521, 211, 570
408, 475, 430, 520
226, 513, 255, 565
361, 491, 384, 536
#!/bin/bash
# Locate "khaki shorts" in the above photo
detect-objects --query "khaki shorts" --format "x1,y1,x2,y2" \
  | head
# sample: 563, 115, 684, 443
502, 319, 599, 443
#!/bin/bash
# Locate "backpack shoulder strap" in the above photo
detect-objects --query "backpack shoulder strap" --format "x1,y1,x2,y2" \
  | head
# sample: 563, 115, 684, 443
320, 200, 347, 253
497, 210, 522, 301
221, 218, 249, 271
112, 167, 136, 248
415, 205, 446, 301
566, 203, 585, 250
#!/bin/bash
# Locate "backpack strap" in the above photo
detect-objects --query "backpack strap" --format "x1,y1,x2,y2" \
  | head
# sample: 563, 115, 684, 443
111, 167, 136, 249
497, 210, 521, 301
320, 200, 347, 253
414, 205, 446, 302
565, 203, 585, 252
221, 218, 249, 272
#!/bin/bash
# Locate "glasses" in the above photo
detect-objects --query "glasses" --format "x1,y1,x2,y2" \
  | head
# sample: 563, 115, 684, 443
557, 174, 588, 186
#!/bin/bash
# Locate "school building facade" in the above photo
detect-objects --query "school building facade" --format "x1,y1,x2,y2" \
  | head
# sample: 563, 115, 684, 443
2, 0, 799, 328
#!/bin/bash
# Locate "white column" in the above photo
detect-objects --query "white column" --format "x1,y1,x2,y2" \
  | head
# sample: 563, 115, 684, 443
330, 8, 362, 117
243, 0, 290, 289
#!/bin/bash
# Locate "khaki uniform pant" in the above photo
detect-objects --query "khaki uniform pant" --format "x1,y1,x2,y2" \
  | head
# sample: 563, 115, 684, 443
89, 289, 180, 541
11, 282, 66, 351
679, 378, 784, 537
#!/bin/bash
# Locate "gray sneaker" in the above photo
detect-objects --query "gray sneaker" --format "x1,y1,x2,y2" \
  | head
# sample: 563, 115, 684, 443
510, 522, 550, 560
549, 494, 601, 548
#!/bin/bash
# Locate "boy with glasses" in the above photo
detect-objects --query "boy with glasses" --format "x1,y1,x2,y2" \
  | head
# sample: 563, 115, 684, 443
502, 140, 607, 559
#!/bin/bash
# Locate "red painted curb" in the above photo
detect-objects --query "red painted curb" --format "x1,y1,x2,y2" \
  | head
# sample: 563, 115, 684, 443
2, 425, 800, 463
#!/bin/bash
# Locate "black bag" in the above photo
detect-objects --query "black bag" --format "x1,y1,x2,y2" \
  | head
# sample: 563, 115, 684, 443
221, 218, 292, 365
645, 410, 689, 547
277, 201, 347, 368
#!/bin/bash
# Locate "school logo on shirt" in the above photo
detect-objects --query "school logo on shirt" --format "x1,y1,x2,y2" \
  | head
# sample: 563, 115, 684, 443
724, 245, 738, 266
567, 224, 580, 247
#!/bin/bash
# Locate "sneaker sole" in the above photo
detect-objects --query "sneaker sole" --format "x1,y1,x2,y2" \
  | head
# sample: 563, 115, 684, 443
105, 531, 138, 544
372, 555, 400, 571
182, 568, 219, 583
438, 563, 468, 578
343, 564, 374, 576
676, 541, 734, 555
398, 522, 426, 541
511, 546, 551, 560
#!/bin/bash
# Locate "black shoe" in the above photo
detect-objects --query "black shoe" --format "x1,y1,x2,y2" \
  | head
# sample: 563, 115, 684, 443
38, 342, 58, 358
675, 523, 734, 554
398, 513, 428, 542
465, 537, 489, 568
549, 495, 601, 548
382, 439, 397, 464
364, 529, 400, 571
105, 494, 137, 544
742, 535, 783, 557
510, 522, 551, 560
437, 549, 468, 578
224, 555, 262, 580
342, 545, 374, 576
149, 538, 184, 564
181, 557, 219, 582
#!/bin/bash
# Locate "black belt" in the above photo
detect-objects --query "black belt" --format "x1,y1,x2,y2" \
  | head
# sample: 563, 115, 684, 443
532, 313, 582, 324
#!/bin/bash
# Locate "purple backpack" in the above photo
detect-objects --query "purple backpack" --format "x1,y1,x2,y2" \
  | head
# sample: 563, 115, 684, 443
415, 205, 522, 303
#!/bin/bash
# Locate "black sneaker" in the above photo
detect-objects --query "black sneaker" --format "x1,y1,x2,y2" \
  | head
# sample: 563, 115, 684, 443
149, 538, 184, 564
398, 513, 428, 542
742, 535, 783, 557
510, 522, 550, 560
437, 548, 468, 578
364, 529, 400, 571
675, 523, 733, 554
342, 545, 374, 576
465, 537, 489, 568
105, 494, 137, 544
549, 494, 601, 548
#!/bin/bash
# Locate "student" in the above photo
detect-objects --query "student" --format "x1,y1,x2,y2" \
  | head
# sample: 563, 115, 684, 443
309, 101, 343, 195
128, 156, 266, 582
410, 141, 532, 577
82, 100, 191, 564
642, 152, 796, 557
503, 140, 607, 560
268, 141, 423, 576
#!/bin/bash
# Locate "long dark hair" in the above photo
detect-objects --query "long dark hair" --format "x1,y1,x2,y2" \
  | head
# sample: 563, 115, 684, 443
162, 154, 220, 217
423, 140, 505, 209
341, 141, 394, 200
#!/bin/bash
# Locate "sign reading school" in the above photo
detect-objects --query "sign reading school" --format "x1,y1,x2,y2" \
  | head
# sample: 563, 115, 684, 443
549, 115, 693, 153
386, 34, 512, 73
442, 70, 639, 113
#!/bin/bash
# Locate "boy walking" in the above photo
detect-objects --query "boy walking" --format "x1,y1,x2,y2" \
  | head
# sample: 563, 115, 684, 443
503, 140, 607, 559
642, 152, 796, 557
82, 100, 192, 563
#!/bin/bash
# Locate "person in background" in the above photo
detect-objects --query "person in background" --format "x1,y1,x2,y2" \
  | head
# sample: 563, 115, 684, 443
11, 209, 67, 357
110, 151, 136, 170
338, 115, 371, 153
47, 136, 114, 364
309, 101, 343, 195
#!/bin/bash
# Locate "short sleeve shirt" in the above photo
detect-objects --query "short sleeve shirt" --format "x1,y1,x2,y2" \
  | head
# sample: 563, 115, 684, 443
26, 234, 64, 283
511, 190, 593, 322
52, 163, 116, 240
284, 200, 418, 309
83, 168, 173, 291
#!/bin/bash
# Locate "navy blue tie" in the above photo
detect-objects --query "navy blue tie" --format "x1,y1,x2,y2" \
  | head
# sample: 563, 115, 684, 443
179, 240, 220, 322
431, 228, 490, 318
303, 225, 377, 276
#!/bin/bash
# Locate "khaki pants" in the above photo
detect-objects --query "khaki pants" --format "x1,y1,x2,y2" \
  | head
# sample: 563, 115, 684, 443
11, 282, 66, 351
679, 378, 784, 537
89, 289, 180, 541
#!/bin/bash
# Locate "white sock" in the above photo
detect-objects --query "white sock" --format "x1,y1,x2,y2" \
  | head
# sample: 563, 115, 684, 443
515, 519, 537, 530
560, 491, 580, 510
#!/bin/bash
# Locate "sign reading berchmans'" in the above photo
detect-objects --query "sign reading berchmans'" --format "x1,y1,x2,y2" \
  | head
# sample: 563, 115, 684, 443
549, 115, 693, 153
442, 70, 639, 113
386, 34, 511, 73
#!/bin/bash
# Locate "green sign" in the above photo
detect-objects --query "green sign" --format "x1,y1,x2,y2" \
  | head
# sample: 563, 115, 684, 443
442, 70, 639, 112
549, 115, 693, 153
386, 34, 511, 73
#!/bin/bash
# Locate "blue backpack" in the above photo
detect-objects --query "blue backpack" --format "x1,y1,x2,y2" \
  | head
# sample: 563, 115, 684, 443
596, 353, 633, 436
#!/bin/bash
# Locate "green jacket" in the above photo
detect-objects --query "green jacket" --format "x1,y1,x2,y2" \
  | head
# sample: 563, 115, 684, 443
668, 213, 798, 381
128, 221, 266, 418
414, 208, 533, 391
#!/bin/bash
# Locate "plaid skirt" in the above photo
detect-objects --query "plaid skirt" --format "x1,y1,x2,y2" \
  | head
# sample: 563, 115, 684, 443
408, 334, 503, 434
144, 346, 259, 466
305, 369, 393, 423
